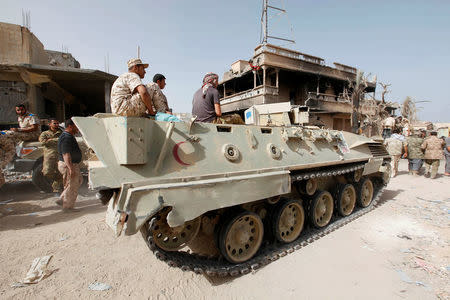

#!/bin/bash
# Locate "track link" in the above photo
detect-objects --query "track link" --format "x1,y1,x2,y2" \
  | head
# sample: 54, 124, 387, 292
143, 163, 387, 277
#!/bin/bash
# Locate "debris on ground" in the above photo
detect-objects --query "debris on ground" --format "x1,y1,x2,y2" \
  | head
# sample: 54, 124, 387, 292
58, 236, 69, 242
88, 282, 112, 291
22, 255, 54, 284
11, 282, 28, 288
396, 270, 428, 288
397, 234, 412, 240
0, 199, 13, 205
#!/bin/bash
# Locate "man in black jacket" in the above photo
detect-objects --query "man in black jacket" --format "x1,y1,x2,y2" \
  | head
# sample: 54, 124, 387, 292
56, 119, 83, 212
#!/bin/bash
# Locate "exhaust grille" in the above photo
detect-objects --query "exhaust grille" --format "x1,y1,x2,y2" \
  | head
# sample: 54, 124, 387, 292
368, 143, 389, 157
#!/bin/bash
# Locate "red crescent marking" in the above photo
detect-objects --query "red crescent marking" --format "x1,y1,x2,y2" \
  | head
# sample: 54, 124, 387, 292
173, 141, 191, 166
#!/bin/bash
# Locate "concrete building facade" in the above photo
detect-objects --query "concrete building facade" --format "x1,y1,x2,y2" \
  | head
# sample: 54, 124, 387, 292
218, 43, 380, 132
0, 22, 115, 127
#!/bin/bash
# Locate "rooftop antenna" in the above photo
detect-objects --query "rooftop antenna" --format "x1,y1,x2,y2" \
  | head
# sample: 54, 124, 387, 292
22, 9, 31, 30
260, 0, 295, 45
104, 52, 110, 73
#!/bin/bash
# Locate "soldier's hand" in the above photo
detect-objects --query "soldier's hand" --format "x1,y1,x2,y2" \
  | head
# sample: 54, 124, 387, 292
67, 168, 73, 178
10, 128, 18, 132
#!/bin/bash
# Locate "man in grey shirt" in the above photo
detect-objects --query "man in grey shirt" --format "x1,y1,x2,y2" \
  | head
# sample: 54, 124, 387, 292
192, 73, 222, 123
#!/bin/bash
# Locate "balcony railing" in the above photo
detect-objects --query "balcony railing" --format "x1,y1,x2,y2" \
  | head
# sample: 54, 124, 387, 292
307, 92, 351, 103
221, 85, 279, 105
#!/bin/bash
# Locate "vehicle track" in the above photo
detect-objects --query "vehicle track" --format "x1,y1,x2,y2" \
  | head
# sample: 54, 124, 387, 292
143, 163, 387, 277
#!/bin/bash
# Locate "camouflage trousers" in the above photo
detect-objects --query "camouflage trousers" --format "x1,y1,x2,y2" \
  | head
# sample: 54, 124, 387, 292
43, 154, 63, 192
424, 159, 440, 179
113, 94, 147, 117
0, 136, 16, 188
3, 130, 40, 143
390, 155, 401, 177
58, 161, 83, 209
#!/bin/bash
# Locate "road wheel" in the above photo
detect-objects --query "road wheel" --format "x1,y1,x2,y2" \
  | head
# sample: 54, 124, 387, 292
347, 168, 363, 183
297, 178, 317, 196
309, 191, 334, 228
357, 178, 374, 208
219, 211, 264, 264
151, 208, 201, 251
272, 199, 305, 243
32, 159, 52, 193
336, 184, 356, 216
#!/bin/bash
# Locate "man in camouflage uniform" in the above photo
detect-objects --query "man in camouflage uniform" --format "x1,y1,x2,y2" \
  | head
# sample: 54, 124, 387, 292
146, 73, 172, 114
403, 129, 424, 176
421, 131, 445, 179
110, 58, 155, 117
384, 128, 405, 177
5, 104, 41, 142
39, 118, 63, 193
0, 104, 40, 187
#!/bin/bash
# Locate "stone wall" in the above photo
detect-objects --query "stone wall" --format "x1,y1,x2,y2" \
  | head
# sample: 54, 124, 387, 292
0, 22, 49, 65
0, 81, 28, 124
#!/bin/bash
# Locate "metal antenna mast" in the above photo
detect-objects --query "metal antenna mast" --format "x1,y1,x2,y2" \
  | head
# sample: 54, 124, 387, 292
260, 0, 295, 45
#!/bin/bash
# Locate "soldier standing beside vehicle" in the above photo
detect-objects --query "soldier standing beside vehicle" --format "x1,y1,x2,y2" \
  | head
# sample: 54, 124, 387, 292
56, 119, 83, 212
110, 58, 155, 117
403, 129, 424, 176
147, 73, 172, 114
421, 131, 445, 179
192, 73, 222, 123
384, 128, 405, 178
39, 118, 63, 194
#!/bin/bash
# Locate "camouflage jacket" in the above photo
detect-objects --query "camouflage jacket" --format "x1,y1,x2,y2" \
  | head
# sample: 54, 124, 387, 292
39, 128, 63, 157
421, 136, 445, 160
384, 136, 404, 156
146, 82, 169, 113
406, 136, 424, 159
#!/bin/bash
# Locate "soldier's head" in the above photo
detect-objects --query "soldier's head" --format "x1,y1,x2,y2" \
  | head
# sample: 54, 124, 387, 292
203, 73, 219, 88
153, 74, 166, 90
49, 118, 60, 132
15, 104, 27, 116
419, 129, 426, 138
127, 58, 149, 79
65, 118, 79, 135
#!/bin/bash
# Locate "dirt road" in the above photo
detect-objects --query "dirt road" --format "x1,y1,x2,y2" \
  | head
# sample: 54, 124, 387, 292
0, 160, 449, 299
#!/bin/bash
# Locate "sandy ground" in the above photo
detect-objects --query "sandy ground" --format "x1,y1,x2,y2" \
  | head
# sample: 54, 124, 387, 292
0, 159, 449, 300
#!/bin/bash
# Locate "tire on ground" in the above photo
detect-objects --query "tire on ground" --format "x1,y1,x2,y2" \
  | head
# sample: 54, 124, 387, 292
32, 159, 53, 193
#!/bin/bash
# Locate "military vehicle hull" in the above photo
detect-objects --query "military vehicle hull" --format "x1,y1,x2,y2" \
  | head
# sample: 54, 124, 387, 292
73, 115, 390, 275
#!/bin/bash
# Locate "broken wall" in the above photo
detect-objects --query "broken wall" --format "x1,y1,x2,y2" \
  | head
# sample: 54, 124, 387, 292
0, 22, 49, 65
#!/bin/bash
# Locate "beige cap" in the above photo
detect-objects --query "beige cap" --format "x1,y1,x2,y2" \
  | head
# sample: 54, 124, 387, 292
127, 58, 149, 69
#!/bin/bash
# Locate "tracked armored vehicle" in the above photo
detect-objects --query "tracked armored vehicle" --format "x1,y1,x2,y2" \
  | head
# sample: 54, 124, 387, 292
73, 114, 390, 276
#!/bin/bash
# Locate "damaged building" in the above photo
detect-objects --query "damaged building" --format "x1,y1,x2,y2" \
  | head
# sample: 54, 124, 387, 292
218, 43, 384, 132
0, 22, 116, 128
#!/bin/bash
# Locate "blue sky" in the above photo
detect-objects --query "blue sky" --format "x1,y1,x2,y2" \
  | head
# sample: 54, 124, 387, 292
2, 0, 449, 122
